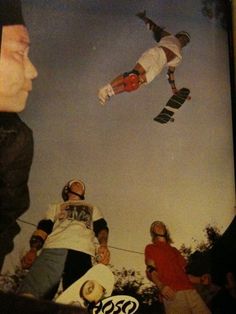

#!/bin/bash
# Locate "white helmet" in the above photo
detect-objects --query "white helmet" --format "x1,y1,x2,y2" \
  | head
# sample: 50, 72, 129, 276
62, 179, 86, 201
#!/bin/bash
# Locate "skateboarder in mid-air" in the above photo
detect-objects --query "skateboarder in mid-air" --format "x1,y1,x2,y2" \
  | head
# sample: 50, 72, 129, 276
98, 10, 191, 105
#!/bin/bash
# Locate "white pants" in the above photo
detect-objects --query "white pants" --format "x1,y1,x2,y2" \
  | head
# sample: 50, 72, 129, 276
163, 289, 211, 314
137, 46, 167, 83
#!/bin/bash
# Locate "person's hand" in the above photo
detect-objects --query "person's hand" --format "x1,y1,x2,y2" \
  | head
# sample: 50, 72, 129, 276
146, 23, 157, 32
96, 245, 110, 265
200, 273, 212, 285
172, 87, 178, 95
21, 248, 37, 269
136, 10, 146, 20
161, 285, 175, 300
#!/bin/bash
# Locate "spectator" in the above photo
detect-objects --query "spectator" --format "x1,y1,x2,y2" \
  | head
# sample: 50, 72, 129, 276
210, 271, 236, 313
0, 0, 38, 270
145, 220, 211, 314
18, 179, 110, 300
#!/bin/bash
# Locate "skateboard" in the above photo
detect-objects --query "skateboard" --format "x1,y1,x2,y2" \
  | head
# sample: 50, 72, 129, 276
55, 264, 115, 308
154, 88, 190, 124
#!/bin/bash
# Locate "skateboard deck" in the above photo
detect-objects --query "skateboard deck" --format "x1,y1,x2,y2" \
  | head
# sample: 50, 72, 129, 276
55, 264, 114, 308
154, 87, 190, 124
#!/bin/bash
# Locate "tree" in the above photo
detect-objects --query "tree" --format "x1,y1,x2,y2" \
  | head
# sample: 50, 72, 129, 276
201, 0, 231, 29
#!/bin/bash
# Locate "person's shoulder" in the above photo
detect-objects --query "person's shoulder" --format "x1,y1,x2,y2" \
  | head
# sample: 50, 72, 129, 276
48, 202, 60, 208
170, 245, 180, 253
160, 30, 172, 38
160, 34, 177, 41
145, 243, 155, 249
145, 243, 157, 257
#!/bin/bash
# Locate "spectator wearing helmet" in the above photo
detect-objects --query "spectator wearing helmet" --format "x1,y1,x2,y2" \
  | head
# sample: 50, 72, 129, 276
145, 221, 211, 314
98, 10, 190, 105
18, 179, 110, 300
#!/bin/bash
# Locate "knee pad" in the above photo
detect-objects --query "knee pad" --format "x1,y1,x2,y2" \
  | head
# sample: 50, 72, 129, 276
123, 70, 140, 92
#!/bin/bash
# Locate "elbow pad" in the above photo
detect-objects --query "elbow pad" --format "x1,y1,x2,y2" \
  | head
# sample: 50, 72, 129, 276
123, 70, 140, 92
146, 265, 156, 274
93, 218, 109, 237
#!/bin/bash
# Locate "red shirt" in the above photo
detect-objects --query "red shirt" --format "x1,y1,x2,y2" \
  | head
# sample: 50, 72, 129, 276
145, 241, 193, 291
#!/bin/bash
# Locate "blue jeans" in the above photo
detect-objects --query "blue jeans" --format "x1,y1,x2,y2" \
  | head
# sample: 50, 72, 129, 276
18, 248, 67, 299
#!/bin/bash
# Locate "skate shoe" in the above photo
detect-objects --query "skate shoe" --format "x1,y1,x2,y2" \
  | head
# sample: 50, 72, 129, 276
98, 84, 114, 105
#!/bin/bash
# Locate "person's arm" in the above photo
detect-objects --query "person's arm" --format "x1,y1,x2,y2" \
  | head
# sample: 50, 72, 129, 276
188, 273, 211, 285
21, 219, 54, 269
97, 228, 109, 246
167, 66, 178, 94
146, 258, 175, 300
136, 10, 170, 42
31, 219, 54, 248
94, 219, 110, 265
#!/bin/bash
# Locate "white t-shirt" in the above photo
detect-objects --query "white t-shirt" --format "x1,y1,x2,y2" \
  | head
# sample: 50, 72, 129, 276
158, 35, 182, 67
43, 200, 104, 256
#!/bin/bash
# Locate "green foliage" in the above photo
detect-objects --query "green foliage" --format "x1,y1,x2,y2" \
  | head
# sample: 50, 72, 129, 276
111, 266, 164, 313
201, 0, 230, 29
111, 267, 158, 305
179, 224, 222, 259
0, 267, 27, 293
